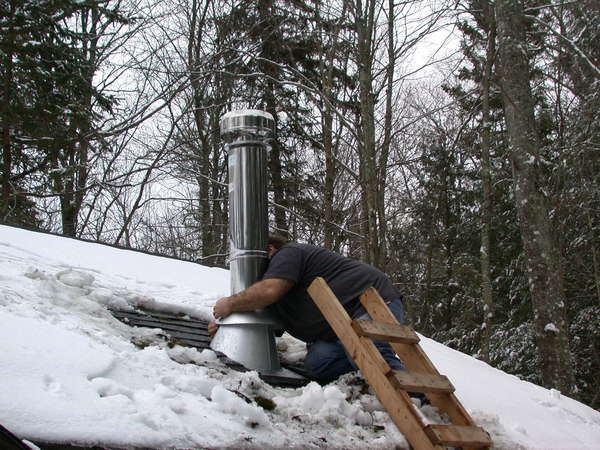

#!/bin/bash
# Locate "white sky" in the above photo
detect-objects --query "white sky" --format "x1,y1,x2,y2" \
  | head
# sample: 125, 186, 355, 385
1, 224, 599, 449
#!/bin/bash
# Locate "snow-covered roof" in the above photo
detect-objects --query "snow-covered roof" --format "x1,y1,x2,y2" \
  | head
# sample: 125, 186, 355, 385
1, 225, 599, 449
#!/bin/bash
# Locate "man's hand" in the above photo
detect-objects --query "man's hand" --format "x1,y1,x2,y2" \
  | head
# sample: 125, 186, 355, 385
208, 321, 219, 338
213, 297, 233, 319
211, 278, 292, 322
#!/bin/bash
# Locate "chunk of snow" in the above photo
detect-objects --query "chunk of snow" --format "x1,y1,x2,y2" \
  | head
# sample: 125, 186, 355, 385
544, 323, 560, 333
210, 385, 270, 428
56, 269, 95, 289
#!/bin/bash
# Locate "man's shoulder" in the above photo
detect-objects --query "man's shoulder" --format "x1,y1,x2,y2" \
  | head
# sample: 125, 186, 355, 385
282, 242, 314, 251
268, 243, 305, 264
279, 243, 350, 269
280, 242, 328, 257
271, 243, 310, 261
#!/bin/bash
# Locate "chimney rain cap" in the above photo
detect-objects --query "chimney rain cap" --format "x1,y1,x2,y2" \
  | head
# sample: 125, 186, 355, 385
220, 109, 275, 139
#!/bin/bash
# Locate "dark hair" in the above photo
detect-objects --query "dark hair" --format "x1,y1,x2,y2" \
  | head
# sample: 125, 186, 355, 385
268, 234, 289, 249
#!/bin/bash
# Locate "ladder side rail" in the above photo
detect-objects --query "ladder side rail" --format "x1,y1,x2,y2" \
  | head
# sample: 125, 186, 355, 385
359, 287, 478, 429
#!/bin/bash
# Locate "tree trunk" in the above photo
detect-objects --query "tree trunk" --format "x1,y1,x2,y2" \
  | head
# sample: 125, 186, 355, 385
267, 102, 288, 235
587, 212, 600, 307
258, 0, 287, 236
1, 0, 16, 219
440, 151, 455, 332
322, 92, 335, 249
60, 5, 100, 237
496, 0, 575, 394
422, 224, 434, 332
377, 0, 395, 269
188, 0, 220, 260
315, 0, 339, 250
73, 6, 99, 236
479, 0, 496, 363
210, 110, 227, 267
355, 0, 380, 267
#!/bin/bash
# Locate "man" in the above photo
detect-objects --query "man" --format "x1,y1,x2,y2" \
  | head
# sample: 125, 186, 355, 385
211, 235, 407, 384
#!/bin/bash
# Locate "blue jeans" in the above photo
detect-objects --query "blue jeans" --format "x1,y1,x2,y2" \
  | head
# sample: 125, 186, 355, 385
304, 298, 406, 383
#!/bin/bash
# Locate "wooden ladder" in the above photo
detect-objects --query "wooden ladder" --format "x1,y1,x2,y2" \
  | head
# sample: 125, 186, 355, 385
307, 277, 491, 450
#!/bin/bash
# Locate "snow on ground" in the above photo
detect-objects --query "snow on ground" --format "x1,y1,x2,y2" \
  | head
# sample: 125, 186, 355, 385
1, 224, 599, 449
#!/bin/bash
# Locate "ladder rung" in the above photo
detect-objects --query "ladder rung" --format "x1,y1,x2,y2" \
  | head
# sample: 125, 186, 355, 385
388, 370, 455, 394
425, 424, 491, 448
351, 319, 420, 344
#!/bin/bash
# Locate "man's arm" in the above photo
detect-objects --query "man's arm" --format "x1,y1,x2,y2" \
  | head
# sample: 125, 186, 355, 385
212, 277, 293, 319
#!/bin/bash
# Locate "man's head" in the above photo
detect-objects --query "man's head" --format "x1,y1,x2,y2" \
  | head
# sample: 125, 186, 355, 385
267, 234, 288, 258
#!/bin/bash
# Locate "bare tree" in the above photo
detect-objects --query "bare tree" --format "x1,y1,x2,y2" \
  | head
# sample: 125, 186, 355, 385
495, 0, 575, 394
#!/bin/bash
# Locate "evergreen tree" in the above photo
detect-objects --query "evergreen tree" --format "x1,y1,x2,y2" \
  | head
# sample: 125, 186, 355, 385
1, 0, 124, 234
542, 0, 600, 407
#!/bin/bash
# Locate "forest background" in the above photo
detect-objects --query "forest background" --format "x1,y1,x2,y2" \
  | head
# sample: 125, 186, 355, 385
1, 0, 598, 411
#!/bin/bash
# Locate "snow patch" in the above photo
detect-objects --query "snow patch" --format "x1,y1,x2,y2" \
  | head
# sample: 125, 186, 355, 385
210, 385, 270, 428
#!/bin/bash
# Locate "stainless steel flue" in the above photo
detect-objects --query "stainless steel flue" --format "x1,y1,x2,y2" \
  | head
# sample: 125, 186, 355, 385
210, 109, 281, 372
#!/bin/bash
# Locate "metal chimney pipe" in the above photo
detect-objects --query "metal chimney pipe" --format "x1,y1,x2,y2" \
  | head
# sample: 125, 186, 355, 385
210, 109, 281, 372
